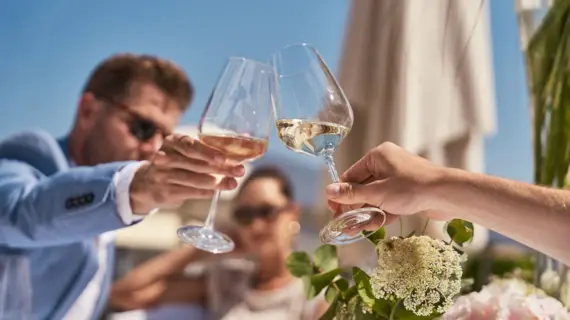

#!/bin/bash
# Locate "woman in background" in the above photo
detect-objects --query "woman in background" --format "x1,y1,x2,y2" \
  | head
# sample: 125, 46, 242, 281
109, 166, 326, 320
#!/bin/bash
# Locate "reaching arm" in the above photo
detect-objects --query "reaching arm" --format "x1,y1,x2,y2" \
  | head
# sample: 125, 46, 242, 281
112, 246, 209, 293
0, 159, 142, 248
110, 246, 210, 310
434, 169, 570, 264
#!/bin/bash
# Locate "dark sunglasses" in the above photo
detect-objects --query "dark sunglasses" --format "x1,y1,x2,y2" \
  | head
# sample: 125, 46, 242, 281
99, 98, 165, 142
232, 204, 290, 226
126, 116, 163, 142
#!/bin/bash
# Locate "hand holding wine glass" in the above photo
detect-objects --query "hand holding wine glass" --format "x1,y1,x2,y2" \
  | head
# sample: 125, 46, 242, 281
177, 57, 274, 254
271, 43, 386, 245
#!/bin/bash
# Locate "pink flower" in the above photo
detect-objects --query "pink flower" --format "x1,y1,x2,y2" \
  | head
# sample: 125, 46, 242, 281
442, 279, 570, 320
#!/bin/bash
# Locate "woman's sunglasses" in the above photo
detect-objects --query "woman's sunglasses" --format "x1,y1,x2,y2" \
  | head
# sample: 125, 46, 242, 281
232, 204, 290, 226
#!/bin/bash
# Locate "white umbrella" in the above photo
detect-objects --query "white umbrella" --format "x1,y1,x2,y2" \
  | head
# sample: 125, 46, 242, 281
321, 0, 497, 268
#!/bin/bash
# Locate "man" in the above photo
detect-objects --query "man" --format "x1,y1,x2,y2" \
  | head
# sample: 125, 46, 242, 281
324, 142, 570, 266
0, 53, 244, 319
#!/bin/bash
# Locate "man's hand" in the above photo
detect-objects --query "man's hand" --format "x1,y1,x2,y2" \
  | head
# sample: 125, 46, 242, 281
325, 142, 449, 230
129, 134, 245, 214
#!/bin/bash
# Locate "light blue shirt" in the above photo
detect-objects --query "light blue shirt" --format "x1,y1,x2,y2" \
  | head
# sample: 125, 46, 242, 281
0, 129, 147, 319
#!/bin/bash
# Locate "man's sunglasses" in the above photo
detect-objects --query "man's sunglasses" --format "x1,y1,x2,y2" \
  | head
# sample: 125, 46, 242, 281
232, 204, 290, 226
99, 98, 165, 142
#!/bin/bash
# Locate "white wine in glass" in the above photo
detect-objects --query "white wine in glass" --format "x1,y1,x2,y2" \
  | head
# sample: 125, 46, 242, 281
271, 43, 386, 246
275, 119, 349, 156
177, 57, 274, 254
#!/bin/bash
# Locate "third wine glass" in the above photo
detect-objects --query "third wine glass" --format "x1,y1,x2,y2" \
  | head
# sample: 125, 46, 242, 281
271, 43, 386, 246
177, 57, 274, 253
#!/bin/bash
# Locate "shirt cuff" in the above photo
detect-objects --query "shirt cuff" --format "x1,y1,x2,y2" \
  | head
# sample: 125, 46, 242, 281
113, 162, 158, 225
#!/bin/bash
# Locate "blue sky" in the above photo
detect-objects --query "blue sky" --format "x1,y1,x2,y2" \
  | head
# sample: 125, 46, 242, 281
0, 0, 533, 184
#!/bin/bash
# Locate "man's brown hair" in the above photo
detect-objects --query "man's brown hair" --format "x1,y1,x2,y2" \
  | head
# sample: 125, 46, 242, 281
82, 53, 194, 110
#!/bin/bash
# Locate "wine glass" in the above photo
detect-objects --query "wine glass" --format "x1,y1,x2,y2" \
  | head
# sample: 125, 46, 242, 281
177, 57, 275, 253
271, 43, 386, 246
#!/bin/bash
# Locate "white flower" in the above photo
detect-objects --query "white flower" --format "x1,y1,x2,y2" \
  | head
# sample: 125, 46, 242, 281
369, 236, 463, 316
442, 278, 570, 320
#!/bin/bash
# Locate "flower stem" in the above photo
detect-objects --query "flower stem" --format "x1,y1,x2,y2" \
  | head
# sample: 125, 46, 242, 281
331, 280, 341, 294
421, 218, 431, 235
389, 299, 403, 320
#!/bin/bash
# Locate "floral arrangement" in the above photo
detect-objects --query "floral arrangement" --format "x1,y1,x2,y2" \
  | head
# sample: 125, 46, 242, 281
287, 217, 570, 319
443, 278, 570, 320
285, 219, 475, 319
283, 1, 570, 318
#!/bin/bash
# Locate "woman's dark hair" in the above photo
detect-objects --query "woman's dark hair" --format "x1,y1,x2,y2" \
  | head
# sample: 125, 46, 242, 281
237, 166, 294, 201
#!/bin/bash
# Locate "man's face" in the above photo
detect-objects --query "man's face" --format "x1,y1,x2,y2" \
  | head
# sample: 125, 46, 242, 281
82, 82, 183, 164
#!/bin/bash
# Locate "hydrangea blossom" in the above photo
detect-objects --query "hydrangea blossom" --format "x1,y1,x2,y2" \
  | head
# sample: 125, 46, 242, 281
442, 278, 570, 320
369, 235, 463, 316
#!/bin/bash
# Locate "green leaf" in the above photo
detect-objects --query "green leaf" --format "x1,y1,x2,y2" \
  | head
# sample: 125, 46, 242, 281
335, 278, 350, 292
353, 267, 391, 317
354, 297, 382, 319
318, 295, 339, 320
390, 295, 444, 319
362, 227, 386, 245
324, 278, 351, 303
314, 245, 338, 272
353, 267, 375, 306
285, 251, 313, 277
445, 219, 474, 246
344, 284, 359, 301
324, 285, 337, 303
304, 268, 343, 300
310, 268, 343, 298
302, 275, 317, 299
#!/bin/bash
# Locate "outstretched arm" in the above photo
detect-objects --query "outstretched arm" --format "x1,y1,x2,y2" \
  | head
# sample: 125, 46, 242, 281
325, 142, 570, 265
0, 159, 143, 248
433, 169, 570, 264
110, 246, 210, 310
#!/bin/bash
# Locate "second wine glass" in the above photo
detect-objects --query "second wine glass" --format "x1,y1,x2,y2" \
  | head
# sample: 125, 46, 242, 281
177, 57, 275, 254
271, 43, 386, 246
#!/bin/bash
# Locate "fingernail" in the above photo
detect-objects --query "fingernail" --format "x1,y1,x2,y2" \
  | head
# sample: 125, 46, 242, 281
228, 179, 238, 189
325, 184, 341, 197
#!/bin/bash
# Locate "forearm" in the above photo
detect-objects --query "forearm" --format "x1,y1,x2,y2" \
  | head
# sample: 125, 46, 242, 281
434, 168, 570, 263
0, 160, 138, 247
110, 276, 206, 310
112, 246, 206, 293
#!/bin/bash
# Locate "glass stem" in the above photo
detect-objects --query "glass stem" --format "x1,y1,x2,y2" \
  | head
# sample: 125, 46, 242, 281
203, 190, 221, 230
324, 152, 353, 217
323, 152, 340, 183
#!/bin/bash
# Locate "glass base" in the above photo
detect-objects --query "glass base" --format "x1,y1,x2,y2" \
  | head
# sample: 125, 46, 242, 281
177, 226, 235, 254
319, 207, 386, 245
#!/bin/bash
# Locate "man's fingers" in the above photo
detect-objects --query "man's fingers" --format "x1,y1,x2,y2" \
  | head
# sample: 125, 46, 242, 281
325, 181, 386, 206
164, 134, 226, 164
169, 186, 215, 200
150, 184, 216, 204
215, 177, 240, 190
156, 151, 244, 177
159, 169, 239, 190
